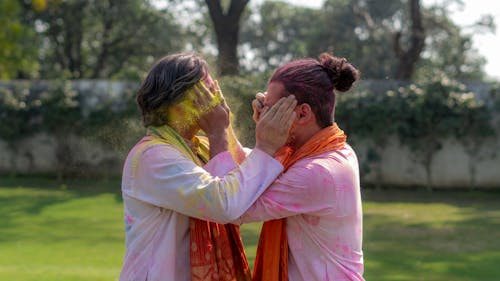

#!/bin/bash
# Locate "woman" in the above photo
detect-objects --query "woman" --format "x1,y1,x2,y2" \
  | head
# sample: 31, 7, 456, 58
119, 53, 297, 281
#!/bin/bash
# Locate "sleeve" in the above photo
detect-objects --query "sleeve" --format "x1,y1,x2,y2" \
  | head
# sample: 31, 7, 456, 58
236, 160, 334, 224
203, 151, 237, 177
122, 144, 283, 224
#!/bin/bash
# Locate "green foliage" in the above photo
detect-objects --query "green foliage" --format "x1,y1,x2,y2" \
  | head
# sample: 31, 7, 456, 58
0, 80, 142, 177
397, 75, 495, 150
335, 89, 398, 145
0, 77, 496, 182
416, 2, 495, 81
337, 76, 495, 148
240, 1, 323, 71
336, 75, 496, 188
1, 0, 494, 81
18, 0, 185, 79
0, 81, 140, 141
38, 81, 82, 134
239, 0, 492, 81
0, 0, 39, 79
0, 83, 41, 143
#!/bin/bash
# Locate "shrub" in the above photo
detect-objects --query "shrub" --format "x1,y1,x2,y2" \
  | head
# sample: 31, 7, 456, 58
0, 77, 496, 185
336, 74, 496, 188
0, 80, 142, 177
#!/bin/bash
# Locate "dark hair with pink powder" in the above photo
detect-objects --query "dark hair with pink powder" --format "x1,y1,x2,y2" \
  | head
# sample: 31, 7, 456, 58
270, 53, 360, 128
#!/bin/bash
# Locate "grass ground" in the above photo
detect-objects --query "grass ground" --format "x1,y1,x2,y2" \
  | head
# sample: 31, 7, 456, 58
0, 177, 498, 281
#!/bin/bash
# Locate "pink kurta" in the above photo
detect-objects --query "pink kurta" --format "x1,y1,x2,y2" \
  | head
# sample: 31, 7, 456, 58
119, 136, 283, 281
238, 144, 364, 281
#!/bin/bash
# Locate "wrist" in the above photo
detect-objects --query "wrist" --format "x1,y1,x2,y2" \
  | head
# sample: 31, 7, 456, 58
255, 142, 277, 156
207, 129, 228, 140
208, 132, 229, 158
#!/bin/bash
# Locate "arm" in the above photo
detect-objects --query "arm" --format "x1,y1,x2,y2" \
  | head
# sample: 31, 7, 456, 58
227, 124, 249, 164
236, 161, 333, 224
124, 92, 297, 223
203, 150, 237, 177
123, 145, 283, 224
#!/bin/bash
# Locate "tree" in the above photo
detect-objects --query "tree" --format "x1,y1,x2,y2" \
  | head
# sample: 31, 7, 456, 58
414, 3, 494, 81
20, 0, 186, 79
240, 0, 492, 81
205, 0, 249, 75
239, 1, 323, 72
393, 0, 425, 80
0, 0, 38, 79
240, 0, 404, 77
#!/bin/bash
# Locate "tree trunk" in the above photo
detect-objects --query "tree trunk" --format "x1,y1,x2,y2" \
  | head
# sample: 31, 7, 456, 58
59, 1, 85, 78
91, 0, 118, 78
393, 0, 425, 80
205, 0, 249, 76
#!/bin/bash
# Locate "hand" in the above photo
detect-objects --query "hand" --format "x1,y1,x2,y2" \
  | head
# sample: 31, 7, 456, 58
195, 81, 230, 137
255, 95, 297, 156
252, 92, 266, 123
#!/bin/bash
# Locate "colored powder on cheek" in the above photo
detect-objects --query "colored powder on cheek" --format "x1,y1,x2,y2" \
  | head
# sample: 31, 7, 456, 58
166, 97, 199, 128
164, 82, 224, 130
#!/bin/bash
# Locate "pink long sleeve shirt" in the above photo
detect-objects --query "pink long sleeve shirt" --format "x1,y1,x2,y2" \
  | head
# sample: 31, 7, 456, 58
238, 144, 364, 281
119, 136, 283, 281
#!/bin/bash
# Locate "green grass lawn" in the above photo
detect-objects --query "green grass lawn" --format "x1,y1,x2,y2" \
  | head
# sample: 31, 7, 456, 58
0, 177, 499, 281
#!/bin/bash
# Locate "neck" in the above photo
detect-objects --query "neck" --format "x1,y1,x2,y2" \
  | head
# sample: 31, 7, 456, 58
290, 123, 322, 150
170, 123, 199, 141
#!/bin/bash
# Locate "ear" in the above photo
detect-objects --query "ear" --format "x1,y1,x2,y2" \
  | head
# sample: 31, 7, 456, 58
295, 103, 315, 125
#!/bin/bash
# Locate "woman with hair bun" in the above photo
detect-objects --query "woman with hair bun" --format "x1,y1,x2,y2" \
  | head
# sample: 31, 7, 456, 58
238, 53, 365, 281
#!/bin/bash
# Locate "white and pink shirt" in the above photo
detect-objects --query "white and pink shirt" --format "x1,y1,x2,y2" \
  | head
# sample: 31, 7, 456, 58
238, 144, 364, 281
119, 136, 283, 281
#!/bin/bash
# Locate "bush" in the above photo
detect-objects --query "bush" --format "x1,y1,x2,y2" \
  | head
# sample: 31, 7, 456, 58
336, 74, 496, 188
0, 77, 496, 184
0, 80, 142, 177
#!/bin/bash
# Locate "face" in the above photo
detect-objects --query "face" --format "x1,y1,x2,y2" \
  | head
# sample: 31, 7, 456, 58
164, 72, 215, 135
264, 82, 286, 108
264, 82, 299, 146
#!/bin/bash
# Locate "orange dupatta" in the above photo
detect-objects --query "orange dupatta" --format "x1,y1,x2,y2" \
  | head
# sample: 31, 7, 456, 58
189, 136, 251, 281
252, 123, 347, 281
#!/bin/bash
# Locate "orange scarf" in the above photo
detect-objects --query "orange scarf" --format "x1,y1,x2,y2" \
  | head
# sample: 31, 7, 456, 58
190, 220, 251, 281
252, 123, 347, 281
189, 137, 252, 281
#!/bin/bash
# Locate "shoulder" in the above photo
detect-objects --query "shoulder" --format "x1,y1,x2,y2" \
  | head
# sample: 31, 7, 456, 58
293, 144, 356, 165
126, 137, 189, 165
286, 145, 358, 179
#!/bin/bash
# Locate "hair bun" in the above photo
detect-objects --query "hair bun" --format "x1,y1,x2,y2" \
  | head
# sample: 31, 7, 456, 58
319, 53, 359, 92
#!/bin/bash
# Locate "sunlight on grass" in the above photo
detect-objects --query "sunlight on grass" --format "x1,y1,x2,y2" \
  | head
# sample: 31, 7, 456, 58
0, 179, 124, 281
240, 222, 262, 268
0, 177, 499, 281
361, 189, 500, 281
